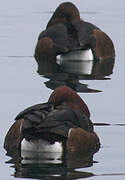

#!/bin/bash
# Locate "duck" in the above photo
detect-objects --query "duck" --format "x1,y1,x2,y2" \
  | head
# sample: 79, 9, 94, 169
4, 86, 100, 156
34, 2, 115, 63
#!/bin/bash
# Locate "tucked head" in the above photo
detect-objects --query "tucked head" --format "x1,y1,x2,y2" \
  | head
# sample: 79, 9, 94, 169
47, 2, 80, 28
48, 85, 90, 117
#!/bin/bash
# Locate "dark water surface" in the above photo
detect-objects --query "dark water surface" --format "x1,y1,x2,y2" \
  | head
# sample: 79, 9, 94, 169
0, 0, 125, 179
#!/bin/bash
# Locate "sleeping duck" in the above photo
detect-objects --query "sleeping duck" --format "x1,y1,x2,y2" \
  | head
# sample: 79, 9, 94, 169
34, 2, 115, 62
4, 86, 100, 156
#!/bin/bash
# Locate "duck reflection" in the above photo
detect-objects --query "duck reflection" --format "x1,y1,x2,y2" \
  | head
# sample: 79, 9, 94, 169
36, 56, 115, 93
6, 150, 95, 179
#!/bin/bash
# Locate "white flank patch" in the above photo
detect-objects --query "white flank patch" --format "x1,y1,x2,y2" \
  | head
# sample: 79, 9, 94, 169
68, 128, 72, 137
21, 139, 63, 153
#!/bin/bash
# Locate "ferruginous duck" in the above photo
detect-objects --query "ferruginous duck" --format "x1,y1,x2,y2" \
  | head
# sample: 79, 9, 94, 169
4, 86, 100, 156
34, 2, 115, 62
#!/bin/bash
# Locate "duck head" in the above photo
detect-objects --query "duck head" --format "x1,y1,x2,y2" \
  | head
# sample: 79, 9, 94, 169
48, 85, 90, 118
47, 2, 80, 28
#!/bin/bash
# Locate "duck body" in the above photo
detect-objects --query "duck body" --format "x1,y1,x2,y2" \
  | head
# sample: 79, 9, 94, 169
4, 86, 100, 155
15, 103, 93, 153
34, 2, 115, 62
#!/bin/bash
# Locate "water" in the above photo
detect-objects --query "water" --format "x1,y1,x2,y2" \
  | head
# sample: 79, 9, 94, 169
0, 0, 125, 179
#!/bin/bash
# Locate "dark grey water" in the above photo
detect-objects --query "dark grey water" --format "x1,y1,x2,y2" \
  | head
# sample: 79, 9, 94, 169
0, 0, 125, 179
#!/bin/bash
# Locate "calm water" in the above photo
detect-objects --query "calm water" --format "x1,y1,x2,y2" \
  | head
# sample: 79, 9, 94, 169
0, 0, 125, 179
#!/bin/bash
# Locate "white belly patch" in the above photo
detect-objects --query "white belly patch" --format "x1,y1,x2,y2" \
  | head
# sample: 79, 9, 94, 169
21, 139, 63, 153
57, 49, 94, 62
